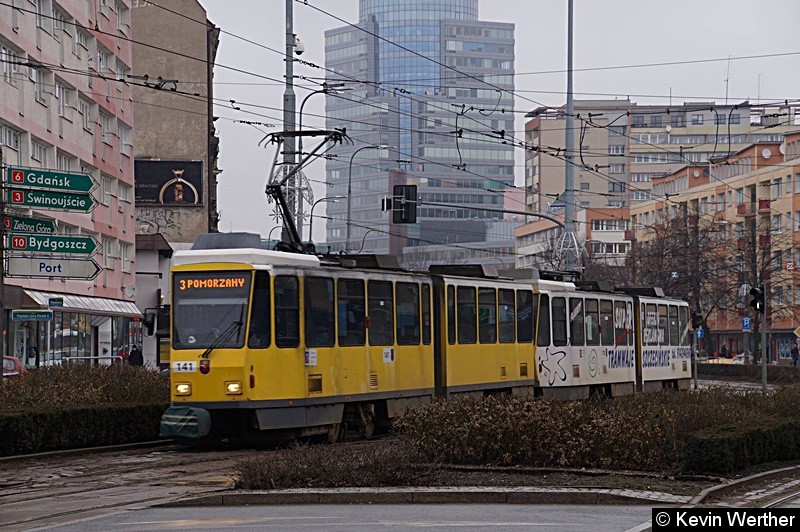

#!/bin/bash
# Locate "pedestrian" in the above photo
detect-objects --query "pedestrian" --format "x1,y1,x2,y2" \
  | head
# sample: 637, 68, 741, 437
128, 344, 143, 367
791, 344, 799, 367
720, 344, 728, 359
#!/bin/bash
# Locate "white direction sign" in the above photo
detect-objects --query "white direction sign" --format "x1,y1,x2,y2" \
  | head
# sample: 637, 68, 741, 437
6, 256, 101, 280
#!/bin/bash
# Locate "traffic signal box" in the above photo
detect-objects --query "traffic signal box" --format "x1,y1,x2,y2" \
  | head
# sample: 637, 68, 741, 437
749, 285, 765, 314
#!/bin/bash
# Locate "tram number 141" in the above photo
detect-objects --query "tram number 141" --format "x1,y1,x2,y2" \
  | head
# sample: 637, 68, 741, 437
172, 361, 197, 372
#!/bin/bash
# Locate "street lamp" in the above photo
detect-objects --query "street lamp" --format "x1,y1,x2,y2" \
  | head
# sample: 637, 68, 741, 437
308, 195, 344, 245
346, 144, 393, 253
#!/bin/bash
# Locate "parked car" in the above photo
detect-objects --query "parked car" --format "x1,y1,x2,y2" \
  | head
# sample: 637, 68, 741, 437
3, 356, 27, 378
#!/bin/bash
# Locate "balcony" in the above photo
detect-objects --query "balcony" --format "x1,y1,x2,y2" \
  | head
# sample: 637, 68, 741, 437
624, 230, 635, 241
758, 199, 771, 213
736, 203, 755, 216
759, 234, 771, 247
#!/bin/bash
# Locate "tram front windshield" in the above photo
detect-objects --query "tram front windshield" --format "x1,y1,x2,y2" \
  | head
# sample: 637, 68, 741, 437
172, 271, 251, 349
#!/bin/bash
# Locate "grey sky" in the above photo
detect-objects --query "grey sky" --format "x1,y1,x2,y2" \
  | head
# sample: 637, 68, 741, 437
198, 0, 800, 240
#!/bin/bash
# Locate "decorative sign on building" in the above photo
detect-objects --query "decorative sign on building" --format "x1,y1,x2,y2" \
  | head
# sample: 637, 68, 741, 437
134, 160, 203, 206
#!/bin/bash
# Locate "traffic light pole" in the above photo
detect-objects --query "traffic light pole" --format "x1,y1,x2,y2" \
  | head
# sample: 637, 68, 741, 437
692, 331, 698, 390
761, 286, 767, 394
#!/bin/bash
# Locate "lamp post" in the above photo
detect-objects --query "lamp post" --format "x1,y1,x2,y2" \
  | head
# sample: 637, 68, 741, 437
346, 145, 393, 253
308, 195, 344, 245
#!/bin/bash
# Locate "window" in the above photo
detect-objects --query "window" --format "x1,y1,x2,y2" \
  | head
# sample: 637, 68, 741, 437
569, 298, 585, 346
609, 182, 626, 193
632, 116, 645, 127
100, 112, 112, 142
536, 294, 550, 347
120, 242, 132, 272
600, 300, 614, 346
1, 43, 18, 85
304, 277, 335, 347
396, 282, 420, 345
691, 114, 703, 125
658, 305, 669, 346
79, 99, 92, 131
247, 272, 271, 349
668, 305, 679, 346
118, 122, 132, 156
447, 285, 456, 344
609, 145, 625, 155
609, 164, 625, 174
498, 289, 515, 343
274, 276, 299, 348
478, 288, 497, 344
517, 290, 534, 343
421, 284, 431, 345
551, 297, 567, 347
56, 151, 71, 171
337, 278, 365, 346
671, 115, 685, 127
1, 124, 21, 164
31, 141, 47, 166
55, 80, 71, 118
585, 299, 600, 346
456, 286, 476, 344
368, 280, 394, 346
53, 7, 68, 38
31, 67, 45, 103
650, 116, 662, 127
102, 237, 115, 268
729, 114, 740, 125
614, 301, 629, 346
580, 182, 590, 190
714, 114, 726, 125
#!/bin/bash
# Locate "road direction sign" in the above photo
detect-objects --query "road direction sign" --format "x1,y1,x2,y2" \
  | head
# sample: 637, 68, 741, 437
48, 297, 64, 307
6, 188, 95, 212
794, 326, 800, 339
11, 310, 54, 321
7, 233, 98, 255
695, 329, 704, 339
6, 167, 96, 193
6, 256, 102, 280
3, 214, 56, 234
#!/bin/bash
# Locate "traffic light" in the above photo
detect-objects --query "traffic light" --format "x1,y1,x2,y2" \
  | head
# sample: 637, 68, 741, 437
691, 311, 703, 329
392, 185, 417, 224
749, 285, 765, 314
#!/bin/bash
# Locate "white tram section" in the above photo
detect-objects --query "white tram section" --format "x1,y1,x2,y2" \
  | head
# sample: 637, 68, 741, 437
637, 295, 692, 391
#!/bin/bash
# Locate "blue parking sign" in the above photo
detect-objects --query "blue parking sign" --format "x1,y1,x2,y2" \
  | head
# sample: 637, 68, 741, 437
742, 317, 751, 332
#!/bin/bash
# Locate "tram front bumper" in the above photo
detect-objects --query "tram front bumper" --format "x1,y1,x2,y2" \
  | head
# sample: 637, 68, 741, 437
160, 406, 211, 439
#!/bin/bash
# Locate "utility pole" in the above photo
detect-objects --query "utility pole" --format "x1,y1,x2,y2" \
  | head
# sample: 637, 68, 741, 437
0, 148, 5, 396
761, 283, 768, 394
283, 0, 298, 237
560, 0, 581, 272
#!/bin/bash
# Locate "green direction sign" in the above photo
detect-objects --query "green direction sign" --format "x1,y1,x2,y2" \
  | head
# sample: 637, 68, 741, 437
7, 167, 96, 193
3, 214, 56, 234
12, 310, 53, 322
8, 232, 98, 255
6, 188, 95, 212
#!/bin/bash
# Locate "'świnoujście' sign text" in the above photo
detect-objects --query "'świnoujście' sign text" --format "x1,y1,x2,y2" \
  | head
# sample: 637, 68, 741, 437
6, 188, 95, 212
6, 167, 96, 193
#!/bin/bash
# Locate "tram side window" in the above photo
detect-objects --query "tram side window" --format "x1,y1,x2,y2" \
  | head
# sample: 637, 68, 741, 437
305, 277, 335, 347
396, 282, 420, 345
498, 289, 515, 343
569, 298, 585, 346
536, 294, 550, 347
644, 303, 658, 346
422, 284, 431, 345
658, 305, 669, 346
447, 285, 456, 345
368, 280, 394, 346
552, 297, 567, 347
457, 286, 477, 344
274, 276, 299, 348
668, 305, 679, 346
517, 290, 534, 343
248, 271, 271, 349
600, 299, 614, 346
479, 288, 497, 344
338, 278, 365, 346
679, 306, 691, 346
614, 301, 628, 346
585, 299, 600, 346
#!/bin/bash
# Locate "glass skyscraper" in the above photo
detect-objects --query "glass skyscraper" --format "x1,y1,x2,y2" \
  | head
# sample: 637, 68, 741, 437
324, 0, 515, 259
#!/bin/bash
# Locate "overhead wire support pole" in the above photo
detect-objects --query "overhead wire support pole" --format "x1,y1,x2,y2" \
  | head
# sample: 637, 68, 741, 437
284, 0, 298, 237
560, 0, 580, 272
0, 148, 4, 396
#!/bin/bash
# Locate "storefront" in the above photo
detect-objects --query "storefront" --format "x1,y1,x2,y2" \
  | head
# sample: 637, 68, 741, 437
5, 288, 142, 368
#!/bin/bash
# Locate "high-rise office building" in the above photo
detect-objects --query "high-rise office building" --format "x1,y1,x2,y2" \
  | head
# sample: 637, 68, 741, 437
324, 0, 515, 258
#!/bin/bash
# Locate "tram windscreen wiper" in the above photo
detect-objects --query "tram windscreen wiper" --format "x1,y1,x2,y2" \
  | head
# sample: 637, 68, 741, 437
200, 307, 245, 359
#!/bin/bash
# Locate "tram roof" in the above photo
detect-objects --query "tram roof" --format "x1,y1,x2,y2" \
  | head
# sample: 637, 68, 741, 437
172, 248, 321, 268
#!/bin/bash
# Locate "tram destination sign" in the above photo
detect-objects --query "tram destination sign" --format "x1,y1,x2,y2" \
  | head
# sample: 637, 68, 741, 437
3, 214, 56, 234
6, 188, 95, 212
7, 233, 98, 255
6, 256, 101, 280
6, 167, 97, 193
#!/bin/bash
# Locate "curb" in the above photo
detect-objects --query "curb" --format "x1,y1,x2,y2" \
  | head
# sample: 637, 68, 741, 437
0, 440, 172, 463
162, 487, 691, 507
690, 464, 800, 505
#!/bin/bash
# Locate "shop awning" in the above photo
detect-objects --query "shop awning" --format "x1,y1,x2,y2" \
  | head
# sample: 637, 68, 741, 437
22, 290, 142, 317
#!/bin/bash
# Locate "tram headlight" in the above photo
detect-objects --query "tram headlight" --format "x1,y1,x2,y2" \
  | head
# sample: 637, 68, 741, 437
175, 382, 191, 396
225, 381, 243, 395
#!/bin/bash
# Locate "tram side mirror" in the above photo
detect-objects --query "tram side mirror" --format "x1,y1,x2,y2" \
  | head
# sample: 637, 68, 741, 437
144, 309, 157, 336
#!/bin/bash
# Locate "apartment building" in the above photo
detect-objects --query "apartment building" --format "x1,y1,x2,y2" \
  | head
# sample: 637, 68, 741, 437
630, 131, 800, 361
0, 0, 140, 367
